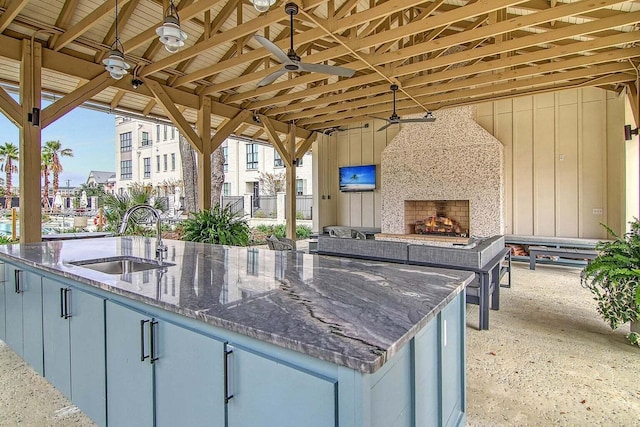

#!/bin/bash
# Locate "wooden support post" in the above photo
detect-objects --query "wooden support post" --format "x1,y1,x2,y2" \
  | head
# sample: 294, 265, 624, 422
197, 97, 212, 210
19, 39, 42, 243
286, 124, 297, 242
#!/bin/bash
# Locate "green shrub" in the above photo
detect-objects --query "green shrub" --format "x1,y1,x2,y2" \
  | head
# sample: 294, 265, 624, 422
181, 204, 250, 246
295, 211, 304, 220
0, 235, 15, 244
253, 209, 267, 218
296, 225, 312, 239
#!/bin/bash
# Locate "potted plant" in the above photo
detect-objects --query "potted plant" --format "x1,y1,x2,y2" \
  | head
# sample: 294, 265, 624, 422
581, 218, 640, 346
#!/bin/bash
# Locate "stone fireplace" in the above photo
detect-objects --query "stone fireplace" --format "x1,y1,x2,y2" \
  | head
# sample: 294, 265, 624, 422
381, 106, 504, 238
405, 200, 470, 236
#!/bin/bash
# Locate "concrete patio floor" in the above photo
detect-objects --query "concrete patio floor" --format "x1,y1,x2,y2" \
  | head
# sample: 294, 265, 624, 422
0, 262, 638, 426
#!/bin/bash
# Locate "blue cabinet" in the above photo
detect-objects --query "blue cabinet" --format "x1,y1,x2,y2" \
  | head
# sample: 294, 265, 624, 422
106, 301, 226, 427
227, 345, 337, 427
0, 262, 5, 341
42, 278, 106, 426
4, 264, 43, 375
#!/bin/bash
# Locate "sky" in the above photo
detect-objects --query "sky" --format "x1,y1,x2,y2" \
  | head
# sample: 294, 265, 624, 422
0, 102, 116, 187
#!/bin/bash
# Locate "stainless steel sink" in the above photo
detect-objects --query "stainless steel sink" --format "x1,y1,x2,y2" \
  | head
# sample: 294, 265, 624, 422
70, 256, 174, 275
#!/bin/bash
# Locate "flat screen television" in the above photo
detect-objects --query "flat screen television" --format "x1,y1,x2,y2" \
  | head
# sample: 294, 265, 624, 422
339, 164, 376, 192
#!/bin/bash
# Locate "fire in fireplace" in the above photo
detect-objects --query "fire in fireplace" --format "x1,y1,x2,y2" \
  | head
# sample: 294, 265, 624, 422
405, 200, 470, 237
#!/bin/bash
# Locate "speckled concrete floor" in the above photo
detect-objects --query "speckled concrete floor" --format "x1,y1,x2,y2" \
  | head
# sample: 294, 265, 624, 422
0, 262, 638, 426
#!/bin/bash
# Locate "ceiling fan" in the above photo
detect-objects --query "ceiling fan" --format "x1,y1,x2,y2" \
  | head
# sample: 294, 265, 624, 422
254, 3, 356, 87
372, 84, 436, 131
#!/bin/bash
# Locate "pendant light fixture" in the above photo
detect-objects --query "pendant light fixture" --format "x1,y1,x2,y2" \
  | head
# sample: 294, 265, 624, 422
103, 0, 130, 79
156, 0, 187, 53
250, 0, 276, 13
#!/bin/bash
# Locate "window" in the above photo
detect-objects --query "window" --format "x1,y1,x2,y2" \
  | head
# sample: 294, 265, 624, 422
156, 125, 160, 142
296, 155, 303, 167
222, 146, 228, 172
274, 150, 283, 167
296, 179, 304, 195
120, 160, 132, 180
141, 132, 150, 146
156, 155, 161, 172
163, 154, 168, 171
163, 125, 167, 140
143, 157, 151, 178
171, 127, 175, 140
223, 183, 230, 196
171, 153, 176, 171
246, 144, 258, 169
119, 132, 132, 152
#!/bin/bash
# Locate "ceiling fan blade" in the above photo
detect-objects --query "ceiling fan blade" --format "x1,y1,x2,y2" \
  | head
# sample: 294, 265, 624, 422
298, 62, 355, 78
377, 123, 393, 132
257, 68, 287, 87
254, 35, 291, 64
368, 116, 389, 122
399, 117, 436, 124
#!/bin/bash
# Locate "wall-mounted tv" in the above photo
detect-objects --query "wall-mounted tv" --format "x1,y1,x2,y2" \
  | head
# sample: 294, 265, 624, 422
339, 164, 376, 192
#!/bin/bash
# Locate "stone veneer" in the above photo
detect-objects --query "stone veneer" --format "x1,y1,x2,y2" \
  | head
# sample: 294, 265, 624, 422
381, 106, 504, 237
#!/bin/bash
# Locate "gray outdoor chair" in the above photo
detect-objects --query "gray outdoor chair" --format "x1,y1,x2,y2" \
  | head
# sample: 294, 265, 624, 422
267, 235, 295, 251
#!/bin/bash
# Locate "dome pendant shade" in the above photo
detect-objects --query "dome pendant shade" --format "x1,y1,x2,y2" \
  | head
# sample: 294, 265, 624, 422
103, 49, 130, 80
250, 0, 276, 12
156, 14, 187, 52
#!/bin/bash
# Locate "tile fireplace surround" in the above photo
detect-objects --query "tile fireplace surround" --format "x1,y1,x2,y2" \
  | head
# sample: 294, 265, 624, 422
381, 106, 504, 238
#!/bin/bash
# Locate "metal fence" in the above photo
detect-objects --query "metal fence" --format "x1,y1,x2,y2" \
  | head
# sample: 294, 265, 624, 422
294, 195, 313, 220
252, 196, 277, 218
222, 196, 244, 216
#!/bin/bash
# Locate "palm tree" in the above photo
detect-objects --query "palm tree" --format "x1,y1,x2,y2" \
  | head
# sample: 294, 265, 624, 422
0, 142, 19, 209
41, 151, 52, 209
43, 140, 73, 199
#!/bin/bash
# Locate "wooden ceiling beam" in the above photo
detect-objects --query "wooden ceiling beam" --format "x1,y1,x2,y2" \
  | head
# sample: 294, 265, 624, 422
301, 64, 635, 127
142, 99, 156, 115
147, 79, 203, 152
0, 0, 30, 33
285, 46, 640, 122
47, 0, 80, 48
41, 71, 113, 128
209, 109, 251, 151
295, 132, 317, 159
0, 86, 22, 126
260, 114, 292, 168
248, 8, 640, 112
110, 89, 125, 109
53, 0, 133, 51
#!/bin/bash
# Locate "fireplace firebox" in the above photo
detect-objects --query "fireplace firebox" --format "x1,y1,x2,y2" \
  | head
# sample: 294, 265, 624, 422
404, 200, 470, 237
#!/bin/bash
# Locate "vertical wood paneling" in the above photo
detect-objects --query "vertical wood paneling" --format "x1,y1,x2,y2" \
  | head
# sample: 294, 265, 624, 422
337, 134, 350, 225
534, 104, 556, 236
513, 108, 534, 235
361, 128, 375, 227
495, 111, 513, 234
556, 99, 579, 237
374, 127, 388, 228
349, 134, 363, 226
581, 97, 606, 238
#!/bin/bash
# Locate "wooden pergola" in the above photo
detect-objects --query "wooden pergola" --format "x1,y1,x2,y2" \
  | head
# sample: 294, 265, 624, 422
0, 0, 637, 242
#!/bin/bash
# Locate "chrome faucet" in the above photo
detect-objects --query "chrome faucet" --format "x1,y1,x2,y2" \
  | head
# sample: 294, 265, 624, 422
119, 204, 167, 259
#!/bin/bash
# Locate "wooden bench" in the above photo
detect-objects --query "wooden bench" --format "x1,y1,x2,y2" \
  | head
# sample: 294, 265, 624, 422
528, 246, 598, 270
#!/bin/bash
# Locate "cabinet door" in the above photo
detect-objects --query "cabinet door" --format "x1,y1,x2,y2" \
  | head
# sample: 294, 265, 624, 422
70, 287, 106, 427
227, 346, 337, 427
4, 264, 23, 354
441, 294, 465, 427
0, 262, 5, 342
154, 321, 225, 427
21, 270, 43, 375
42, 278, 71, 398
106, 301, 153, 427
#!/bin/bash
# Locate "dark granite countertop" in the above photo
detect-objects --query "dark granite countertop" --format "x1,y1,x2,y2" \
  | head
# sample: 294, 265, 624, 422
0, 237, 472, 373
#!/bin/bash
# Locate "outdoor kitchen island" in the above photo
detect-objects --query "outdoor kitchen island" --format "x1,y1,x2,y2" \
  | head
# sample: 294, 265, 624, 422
0, 237, 472, 427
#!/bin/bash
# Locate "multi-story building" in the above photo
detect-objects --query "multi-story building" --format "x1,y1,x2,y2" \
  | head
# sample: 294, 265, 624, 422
114, 117, 313, 200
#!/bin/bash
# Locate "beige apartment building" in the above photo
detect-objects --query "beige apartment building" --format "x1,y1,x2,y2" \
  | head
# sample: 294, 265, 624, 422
114, 117, 313, 202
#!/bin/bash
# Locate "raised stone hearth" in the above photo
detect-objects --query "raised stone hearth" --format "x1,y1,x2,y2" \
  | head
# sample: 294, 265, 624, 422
381, 106, 504, 237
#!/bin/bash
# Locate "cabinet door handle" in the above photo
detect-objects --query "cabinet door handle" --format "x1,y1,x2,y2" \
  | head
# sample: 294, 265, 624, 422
14, 269, 21, 293
63, 288, 71, 319
149, 320, 159, 364
59, 288, 65, 317
224, 345, 235, 403
140, 319, 150, 362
